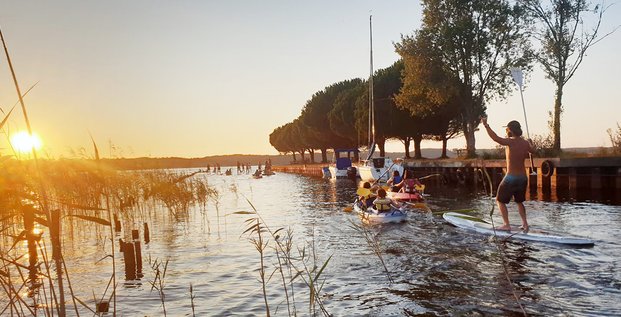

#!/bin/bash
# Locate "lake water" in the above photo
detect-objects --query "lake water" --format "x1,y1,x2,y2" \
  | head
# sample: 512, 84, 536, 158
10, 169, 621, 316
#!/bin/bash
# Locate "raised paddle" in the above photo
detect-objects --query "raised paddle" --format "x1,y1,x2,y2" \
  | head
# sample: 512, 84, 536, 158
510, 68, 537, 176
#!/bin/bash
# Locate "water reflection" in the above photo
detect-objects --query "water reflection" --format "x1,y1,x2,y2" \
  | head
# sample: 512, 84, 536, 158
3, 170, 620, 316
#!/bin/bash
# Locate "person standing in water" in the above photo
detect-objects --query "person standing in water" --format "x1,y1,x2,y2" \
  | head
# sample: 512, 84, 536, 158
481, 117, 534, 232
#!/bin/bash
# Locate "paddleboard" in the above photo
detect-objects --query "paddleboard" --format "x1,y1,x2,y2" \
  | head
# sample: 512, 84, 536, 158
443, 212, 595, 246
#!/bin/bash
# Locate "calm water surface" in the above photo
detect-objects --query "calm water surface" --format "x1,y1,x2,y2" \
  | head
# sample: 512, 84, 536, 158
55, 170, 621, 316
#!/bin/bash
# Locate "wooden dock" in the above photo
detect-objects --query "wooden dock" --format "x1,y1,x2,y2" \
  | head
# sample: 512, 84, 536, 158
273, 157, 621, 202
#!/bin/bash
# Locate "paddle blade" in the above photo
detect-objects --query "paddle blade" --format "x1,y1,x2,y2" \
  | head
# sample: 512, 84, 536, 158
356, 188, 371, 197
414, 184, 425, 192
343, 206, 353, 213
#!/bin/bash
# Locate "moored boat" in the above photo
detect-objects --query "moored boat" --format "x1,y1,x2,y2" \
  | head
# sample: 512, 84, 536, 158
326, 149, 359, 179
358, 157, 404, 183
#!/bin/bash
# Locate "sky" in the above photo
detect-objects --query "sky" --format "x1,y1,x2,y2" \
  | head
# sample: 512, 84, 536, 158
0, 1, 619, 158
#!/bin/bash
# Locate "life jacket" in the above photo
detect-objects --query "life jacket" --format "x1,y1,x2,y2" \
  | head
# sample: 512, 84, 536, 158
373, 197, 392, 211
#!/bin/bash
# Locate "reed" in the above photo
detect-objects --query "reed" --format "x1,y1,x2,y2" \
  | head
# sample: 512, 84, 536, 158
348, 220, 394, 284
235, 197, 332, 316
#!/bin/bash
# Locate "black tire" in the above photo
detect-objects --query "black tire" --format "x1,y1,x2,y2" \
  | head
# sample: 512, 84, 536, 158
541, 160, 554, 177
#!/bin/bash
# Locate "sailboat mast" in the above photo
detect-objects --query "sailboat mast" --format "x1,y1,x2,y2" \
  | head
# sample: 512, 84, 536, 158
368, 15, 375, 148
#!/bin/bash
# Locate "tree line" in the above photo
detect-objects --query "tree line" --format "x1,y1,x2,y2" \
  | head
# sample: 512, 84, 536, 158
270, 0, 612, 163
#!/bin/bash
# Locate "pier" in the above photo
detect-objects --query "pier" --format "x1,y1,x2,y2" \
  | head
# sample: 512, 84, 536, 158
273, 157, 621, 203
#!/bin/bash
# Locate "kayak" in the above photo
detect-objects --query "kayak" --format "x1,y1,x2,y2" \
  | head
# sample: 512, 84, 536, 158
353, 200, 407, 224
387, 191, 424, 202
443, 212, 595, 246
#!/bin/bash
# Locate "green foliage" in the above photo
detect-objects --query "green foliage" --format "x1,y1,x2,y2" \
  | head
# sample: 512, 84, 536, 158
524, 0, 611, 151
398, 0, 531, 157
531, 133, 558, 157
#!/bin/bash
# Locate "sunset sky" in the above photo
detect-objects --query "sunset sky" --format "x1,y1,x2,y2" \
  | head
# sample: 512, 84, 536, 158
0, 1, 619, 158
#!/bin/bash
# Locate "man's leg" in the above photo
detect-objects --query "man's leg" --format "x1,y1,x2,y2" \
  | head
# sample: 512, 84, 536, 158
496, 200, 511, 231
516, 202, 529, 232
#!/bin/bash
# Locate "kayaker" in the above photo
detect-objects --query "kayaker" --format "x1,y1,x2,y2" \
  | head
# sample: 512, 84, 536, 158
386, 170, 403, 192
481, 117, 534, 232
359, 182, 379, 207
373, 188, 400, 213
397, 170, 421, 193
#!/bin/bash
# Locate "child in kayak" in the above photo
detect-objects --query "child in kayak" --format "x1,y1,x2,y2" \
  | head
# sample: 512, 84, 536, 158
373, 188, 400, 212
358, 181, 379, 208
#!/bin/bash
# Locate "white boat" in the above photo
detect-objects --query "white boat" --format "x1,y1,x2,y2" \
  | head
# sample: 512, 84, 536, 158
443, 212, 595, 246
357, 16, 404, 183
325, 149, 359, 179
358, 157, 404, 182
353, 200, 407, 223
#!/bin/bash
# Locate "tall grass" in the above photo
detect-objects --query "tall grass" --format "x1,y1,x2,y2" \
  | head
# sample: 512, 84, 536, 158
235, 197, 332, 316
0, 158, 217, 316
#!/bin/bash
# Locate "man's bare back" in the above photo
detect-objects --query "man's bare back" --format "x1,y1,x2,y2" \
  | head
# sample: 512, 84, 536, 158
481, 118, 532, 176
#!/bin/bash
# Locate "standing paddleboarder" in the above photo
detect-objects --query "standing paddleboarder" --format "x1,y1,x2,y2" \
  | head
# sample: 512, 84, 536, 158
481, 117, 534, 232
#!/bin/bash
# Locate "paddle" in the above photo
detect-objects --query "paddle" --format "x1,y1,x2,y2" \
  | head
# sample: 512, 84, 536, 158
510, 68, 536, 176
402, 201, 430, 211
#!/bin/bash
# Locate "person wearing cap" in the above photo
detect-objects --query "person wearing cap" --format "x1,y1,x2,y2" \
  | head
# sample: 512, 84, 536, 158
481, 117, 534, 232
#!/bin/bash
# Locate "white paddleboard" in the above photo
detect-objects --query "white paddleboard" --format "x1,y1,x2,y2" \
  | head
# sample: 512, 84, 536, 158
443, 212, 595, 246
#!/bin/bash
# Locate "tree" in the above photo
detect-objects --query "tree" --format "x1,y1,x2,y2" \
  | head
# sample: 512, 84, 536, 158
405, 0, 531, 157
524, 0, 617, 151
328, 78, 366, 150
396, 30, 463, 159
300, 79, 362, 161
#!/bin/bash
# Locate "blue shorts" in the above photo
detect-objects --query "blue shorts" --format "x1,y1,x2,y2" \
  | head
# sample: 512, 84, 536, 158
497, 174, 528, 204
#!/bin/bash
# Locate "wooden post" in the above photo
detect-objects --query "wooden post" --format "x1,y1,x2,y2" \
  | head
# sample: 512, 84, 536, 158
134, 241, 143, 278
123, 242, 136, 280
96, 301, 109, 313
131, 229, 139, 241
23, 204, 38, 280
144, 223, 150, 244
119, 238, 125, 252
114, 214, 121, 232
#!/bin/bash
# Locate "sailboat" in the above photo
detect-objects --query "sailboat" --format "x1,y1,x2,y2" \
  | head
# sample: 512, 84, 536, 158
357, 15, 403, 182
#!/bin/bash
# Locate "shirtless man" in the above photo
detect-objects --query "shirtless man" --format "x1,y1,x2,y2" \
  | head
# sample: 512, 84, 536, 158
481, 117, 534, 232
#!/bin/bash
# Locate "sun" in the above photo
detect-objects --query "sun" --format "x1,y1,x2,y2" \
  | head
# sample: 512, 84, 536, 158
10, 131, 43, 154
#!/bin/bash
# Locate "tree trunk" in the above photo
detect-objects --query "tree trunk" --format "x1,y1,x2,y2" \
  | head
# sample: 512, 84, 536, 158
553, 86, 563, 152
464, 121, 477, 158
292, 152, 297, 162
441, 137, 448, 158
378, 137, 386, 157
321, 148, 328, 163
309, 149, 315, 163
413, 135, 422, 159
404, 137, 411, 158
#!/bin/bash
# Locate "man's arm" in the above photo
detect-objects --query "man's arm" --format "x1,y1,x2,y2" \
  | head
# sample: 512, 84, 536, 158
481, 117, 509, 145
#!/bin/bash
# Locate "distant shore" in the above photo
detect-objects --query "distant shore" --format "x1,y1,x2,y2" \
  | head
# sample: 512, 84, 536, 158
87, 147, 613, 170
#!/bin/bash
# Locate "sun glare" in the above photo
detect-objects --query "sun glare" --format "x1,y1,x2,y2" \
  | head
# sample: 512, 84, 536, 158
10, 131, 43, 154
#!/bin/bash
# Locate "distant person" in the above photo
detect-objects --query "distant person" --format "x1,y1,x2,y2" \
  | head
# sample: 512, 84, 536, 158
386, 170, 403, 192
481, 117, 534, 232
373, 188, 399, 213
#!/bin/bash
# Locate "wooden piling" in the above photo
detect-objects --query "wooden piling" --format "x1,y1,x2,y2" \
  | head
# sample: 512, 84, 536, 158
144, 223, 150, 244
123, 242, 136, 280
134, 241, 143, 278
96, 301, 109, 313
131, 229, 139, 241
114, 213, 121, 232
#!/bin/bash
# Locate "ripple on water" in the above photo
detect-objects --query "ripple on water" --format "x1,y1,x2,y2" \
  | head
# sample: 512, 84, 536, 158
42, 172, 621, 316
